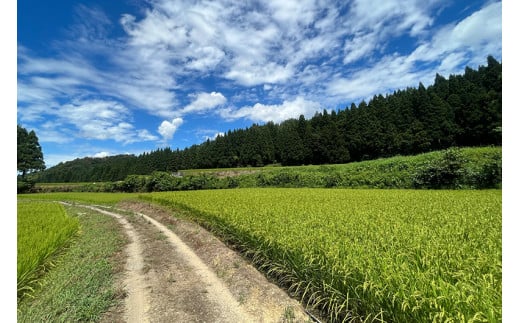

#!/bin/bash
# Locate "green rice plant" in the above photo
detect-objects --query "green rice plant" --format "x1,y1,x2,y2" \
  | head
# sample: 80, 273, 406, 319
17, 200, 79, 298
17, 192, 141, 205
142, 188, 501, 322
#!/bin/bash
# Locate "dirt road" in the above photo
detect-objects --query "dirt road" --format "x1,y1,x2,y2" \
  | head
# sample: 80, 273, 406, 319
81, 201, 315, 323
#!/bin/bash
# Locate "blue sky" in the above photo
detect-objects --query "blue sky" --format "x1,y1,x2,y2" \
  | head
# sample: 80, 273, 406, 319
17, 0, 502, 167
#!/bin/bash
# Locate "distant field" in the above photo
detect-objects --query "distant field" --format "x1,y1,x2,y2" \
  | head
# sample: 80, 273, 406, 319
17, 200, 79, 297
143, 188, 502, 322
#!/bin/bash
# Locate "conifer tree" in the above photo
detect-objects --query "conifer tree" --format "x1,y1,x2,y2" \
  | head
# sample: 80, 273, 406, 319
17, 125, 45, 179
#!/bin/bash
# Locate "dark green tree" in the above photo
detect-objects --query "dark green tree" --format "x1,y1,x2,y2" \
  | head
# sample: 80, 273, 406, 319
277, 119, 306, 166
17, 125, 45, 179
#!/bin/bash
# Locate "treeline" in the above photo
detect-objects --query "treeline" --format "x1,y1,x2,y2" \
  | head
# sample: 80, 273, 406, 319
37, 56, 501, 183
36, 149, 177, 183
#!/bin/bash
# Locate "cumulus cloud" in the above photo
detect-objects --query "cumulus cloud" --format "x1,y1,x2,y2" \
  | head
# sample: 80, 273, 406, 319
220, 97, 322, 123
158, 117, 184, 140
180, 92, 227, 114
93, 151, 110, 158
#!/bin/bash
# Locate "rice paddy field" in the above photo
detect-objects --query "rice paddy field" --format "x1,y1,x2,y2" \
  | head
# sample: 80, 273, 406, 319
17, 188, 502, 322
143, 188, 502, 322
17, 200, 79, 297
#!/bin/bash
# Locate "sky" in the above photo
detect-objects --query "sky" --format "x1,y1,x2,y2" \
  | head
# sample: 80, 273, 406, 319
16, 0, 503, 167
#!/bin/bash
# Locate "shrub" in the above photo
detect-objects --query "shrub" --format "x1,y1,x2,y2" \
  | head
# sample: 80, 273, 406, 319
470, 151, 502, 188
412, 148, 466, 189
146, 171, 181, 192
17, 179, 35, 194
121, 174, 148, 192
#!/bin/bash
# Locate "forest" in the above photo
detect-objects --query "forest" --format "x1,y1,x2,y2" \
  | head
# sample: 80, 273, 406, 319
35, 56, 501, 183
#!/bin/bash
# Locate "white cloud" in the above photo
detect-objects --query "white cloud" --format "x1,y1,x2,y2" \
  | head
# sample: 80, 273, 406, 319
266, 0, 318, 28
158, 117, 184, 140
93, 151, 110, 158
328, 1, 502, 103
181, 92, 227, 114
437, 52, 467, 76
17, 0, 502, 163
327, 55, 423, 101
220, 97, 321, 123
37, 121, 74, 144
69, 4, 113, 43
203, 132, 225, 141
338, 0, 441, 65
185, 46, 225, 71
342, 33, 378, 64
409, 1, 502, 64
345, 0, 436, 35
58, 99, 158, 144
225, 61, 293, 86
18, 54, 100, 80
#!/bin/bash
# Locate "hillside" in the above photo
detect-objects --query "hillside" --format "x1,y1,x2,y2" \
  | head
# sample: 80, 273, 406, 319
33, 146, 501, 193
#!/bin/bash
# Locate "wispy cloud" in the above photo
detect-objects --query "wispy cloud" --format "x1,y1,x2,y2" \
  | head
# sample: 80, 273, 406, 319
51, 99, 156, 144
17, 0, 501, 165
328, 1, 502, 103
409, 1, 502, 66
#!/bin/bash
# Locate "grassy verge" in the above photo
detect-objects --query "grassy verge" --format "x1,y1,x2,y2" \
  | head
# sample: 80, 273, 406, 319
17, 204, 128, 322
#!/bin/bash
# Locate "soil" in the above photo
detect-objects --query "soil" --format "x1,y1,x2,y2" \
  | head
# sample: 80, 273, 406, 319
86, 200, 318, 323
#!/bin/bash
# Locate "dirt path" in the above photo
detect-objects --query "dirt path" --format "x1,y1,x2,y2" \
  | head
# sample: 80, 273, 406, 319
80, 202, 315, 323
81, 205, 151, 323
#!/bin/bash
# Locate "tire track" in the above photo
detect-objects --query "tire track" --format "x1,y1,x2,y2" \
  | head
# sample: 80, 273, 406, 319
81, 204, 255, 322
132, 210, 255, 322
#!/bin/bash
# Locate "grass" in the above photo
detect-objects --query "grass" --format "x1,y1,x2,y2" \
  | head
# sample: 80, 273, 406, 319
17, 203, 128, 322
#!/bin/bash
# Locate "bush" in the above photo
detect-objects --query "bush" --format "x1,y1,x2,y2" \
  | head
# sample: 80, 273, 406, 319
146, 171, 181, 192
121, 174, 149, 192
466, 151, 502, 189
412, 148, 466, 189
17, 179, 35, 194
